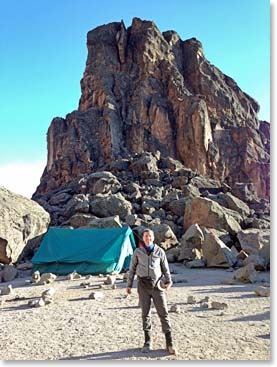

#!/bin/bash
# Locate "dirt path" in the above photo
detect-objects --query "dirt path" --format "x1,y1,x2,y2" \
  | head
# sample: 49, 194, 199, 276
0, 264, 270, 361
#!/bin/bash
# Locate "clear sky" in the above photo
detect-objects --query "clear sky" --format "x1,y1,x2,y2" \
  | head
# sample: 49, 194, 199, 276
0, 0, 271, 197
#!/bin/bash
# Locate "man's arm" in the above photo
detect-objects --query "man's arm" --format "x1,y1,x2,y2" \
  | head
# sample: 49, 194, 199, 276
126, 250, 138, 289
160, 249, 172, 285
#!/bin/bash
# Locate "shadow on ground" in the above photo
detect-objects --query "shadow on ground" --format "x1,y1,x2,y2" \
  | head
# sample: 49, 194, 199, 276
60, 348, 171, 360
228, 311, 270, 322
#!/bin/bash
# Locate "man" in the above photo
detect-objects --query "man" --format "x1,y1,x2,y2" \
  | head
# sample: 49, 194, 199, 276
126, 228, 177, 355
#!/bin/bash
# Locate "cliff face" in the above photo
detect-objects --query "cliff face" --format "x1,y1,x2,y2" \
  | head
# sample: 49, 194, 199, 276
35, 18, 270, 199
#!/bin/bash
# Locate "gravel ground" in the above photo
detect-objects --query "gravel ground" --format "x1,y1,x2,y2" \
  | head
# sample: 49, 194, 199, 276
0, 264, 270, 361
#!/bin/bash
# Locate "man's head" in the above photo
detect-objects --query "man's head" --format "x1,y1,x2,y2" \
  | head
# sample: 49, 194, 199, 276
142, 229, 155, 247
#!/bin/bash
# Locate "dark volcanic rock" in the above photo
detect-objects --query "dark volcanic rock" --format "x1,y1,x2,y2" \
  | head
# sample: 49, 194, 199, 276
33, 18, 269, 201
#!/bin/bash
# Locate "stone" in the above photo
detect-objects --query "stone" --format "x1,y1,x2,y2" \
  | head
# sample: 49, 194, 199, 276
41, 288, 55, 298
254, 286, 270, 297
67, 271, 82, 280
0, 187, 50, 264
63, 194, 90, 218
130, 153, 158, 174
187, 295, 197, 304
243, 254, 266, 271
185, 259, 206, 268
35, 298, 46, 307
209, 192, 251, 217
90, 193, 132, 220
2, 265, 18, 282
87, 215, 122, 228
39, 288, 55, 304
211, 301, 228, 310
178, 224, 204, 261
49, 192, 71, 206
237, 229, 270, 267
184, 197, 242, 235
89, 291, 104, 300
199, 301, 210, 309
125, 214, 141, 227
201, 229, 237, 268
236, 250, 248, 261
170, 304, 181, 313
199, 296, 210, 303
0, 284, 14, 296
168, 197, 189, 217
31, 271, 41, 283
37, 273, 57, 285
104, 275, 116, 285
65, 213, 98, 228
233, 263, 258, 283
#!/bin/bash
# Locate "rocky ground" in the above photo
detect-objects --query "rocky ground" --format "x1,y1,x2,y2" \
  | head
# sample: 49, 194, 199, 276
0, 265, 270, 361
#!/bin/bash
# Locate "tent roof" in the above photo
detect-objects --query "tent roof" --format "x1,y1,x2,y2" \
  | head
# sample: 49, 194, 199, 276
32, 226, 135, 265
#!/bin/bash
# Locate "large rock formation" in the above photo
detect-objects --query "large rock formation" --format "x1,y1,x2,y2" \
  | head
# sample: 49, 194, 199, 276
34, 18, 269, 200
0, 187, 50, 264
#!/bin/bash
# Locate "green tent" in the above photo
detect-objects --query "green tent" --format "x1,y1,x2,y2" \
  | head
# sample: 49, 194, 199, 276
32, 226, 136, 275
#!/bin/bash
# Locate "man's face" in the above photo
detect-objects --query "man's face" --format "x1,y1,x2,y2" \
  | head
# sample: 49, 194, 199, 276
143, 231, 154, 247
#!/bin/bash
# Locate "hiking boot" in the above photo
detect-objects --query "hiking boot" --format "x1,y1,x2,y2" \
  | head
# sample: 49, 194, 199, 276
167, 345, 178, 355
165, 331, 178, 355
141, 330, 152, 353
141, 344, 151, 353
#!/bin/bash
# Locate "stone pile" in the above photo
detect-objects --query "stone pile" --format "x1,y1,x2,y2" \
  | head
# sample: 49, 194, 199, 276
30, 151, 270, 272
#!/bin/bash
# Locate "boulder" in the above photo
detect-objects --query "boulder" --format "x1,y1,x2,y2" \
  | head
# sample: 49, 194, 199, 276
237, 229, 270, 267
65, 213, 98, 228
63, 194, 90, 218
184, 197, 242, 235
87, 215, 122, 228
182, 184, 200, 198
231, 182, 258, 203
0, 187, 50, 264
168, 197, 189, 217
130, 152, 158, 174
88, 177, 121, 195
254, 286, 270, 297
242, 254, 267, 271
2, 265, 18, 282
209, 192, 251, 217
49, 192, 71, 206
90, 193, 132, 220
151, 223, 179, 250
178, 224, 204, 261
159, 157, 185, 172
233, 263, 258, 283
201, 229, 237, 268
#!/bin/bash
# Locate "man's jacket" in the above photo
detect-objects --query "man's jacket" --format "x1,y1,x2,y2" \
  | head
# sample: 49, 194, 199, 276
127, 244, 171, 288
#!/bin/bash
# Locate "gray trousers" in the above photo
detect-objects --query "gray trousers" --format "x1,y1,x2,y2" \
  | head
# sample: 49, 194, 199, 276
137, 280, 171, 334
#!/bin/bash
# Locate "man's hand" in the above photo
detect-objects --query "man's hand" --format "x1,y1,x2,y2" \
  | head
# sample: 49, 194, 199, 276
126, 287, 132, 295
163, 281, 172, 290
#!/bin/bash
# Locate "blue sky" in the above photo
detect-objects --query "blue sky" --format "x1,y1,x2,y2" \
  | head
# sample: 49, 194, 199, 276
0, 0, 271, 197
